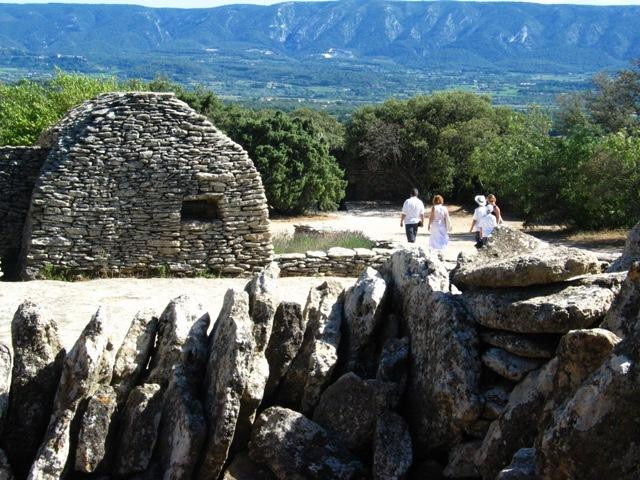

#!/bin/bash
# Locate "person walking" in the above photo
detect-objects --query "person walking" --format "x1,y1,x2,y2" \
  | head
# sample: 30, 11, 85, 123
487, 194, 503, 224
400, 188, 425, 243
470, 195, 488, 245
428, 194, 451, 252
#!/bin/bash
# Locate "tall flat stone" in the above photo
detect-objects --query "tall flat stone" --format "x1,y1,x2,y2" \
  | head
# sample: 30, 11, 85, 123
74, 385, 118, 473
342, 267, 387, 377
4, 301, 64, 479
0, 344, 10, 432
313, 373, 397, 453
114, 383, 163, 476
376, 337, 409, 396
111, 309, 158, 405
146, 295, 209, 387
157, 366, 206, 480
196, 289, 254, 480
372, 411, 412, 480
249, 407, 367, 480
451, 226, 600, 288
232, 263, 280, 452
263, 302, 304, 401
277, 281, 344, 414
27, 307, 114, 480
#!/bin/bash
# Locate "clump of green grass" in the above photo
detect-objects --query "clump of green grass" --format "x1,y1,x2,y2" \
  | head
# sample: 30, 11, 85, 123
273, 230, 375, 254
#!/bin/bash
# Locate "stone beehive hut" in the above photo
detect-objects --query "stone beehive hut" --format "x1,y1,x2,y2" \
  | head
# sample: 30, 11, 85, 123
3, 92, 272, 279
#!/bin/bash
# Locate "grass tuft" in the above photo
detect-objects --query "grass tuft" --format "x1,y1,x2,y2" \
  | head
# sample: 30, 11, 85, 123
273, 230, 375, 254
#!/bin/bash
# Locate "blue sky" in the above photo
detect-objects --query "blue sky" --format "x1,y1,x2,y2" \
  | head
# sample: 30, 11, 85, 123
6, 0, 640, 8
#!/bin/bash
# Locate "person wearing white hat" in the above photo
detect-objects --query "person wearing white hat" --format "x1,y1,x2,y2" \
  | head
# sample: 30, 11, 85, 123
470, 195, 488, 245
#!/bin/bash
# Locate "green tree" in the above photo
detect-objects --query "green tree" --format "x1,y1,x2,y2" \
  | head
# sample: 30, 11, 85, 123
229, 110, 346, 214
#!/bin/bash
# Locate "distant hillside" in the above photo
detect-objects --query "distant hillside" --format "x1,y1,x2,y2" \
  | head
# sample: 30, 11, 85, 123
1, 1, 639, 106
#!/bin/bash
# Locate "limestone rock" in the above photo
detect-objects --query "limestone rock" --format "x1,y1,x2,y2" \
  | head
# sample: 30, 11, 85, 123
115, 383, 163, 476
263, 302, 304, 401
451, 226, 600, 288
0, 344, 10, 430
277, 281, 344, 414
157, 366, 206, 480
376, 336, 409, 395
482, 348, 544, 382
607, 219, 640, 272
27, 307, 114, 480
222, 452, 276, 480
75, 385, 118, 473
464, 278, 619, 333
496, 448, 539, 480
111, 309, 158, 404
342, 267, 387, 376
4, 302, 64, 479
537, 328, 640, 479
480, 331, 558, 358
233, 263, 280, 451
146, 295, 209, 386
313, 372, 397, 453
0, 449, 14, 480
249, 407, 367, 480
197, 289, 254, 480
372, 411, 412, 480
405, 290, 482, 453
475, 359, 558, 480
443, 441, 482, 478
601, 261, 640, 337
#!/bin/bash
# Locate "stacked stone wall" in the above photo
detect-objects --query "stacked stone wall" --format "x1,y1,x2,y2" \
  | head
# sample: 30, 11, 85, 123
0, 147, 47, 276
20, 92, 272, 278
276, 247, 394, 277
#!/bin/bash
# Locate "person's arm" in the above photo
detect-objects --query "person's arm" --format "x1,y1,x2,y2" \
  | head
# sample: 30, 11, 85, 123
470, 219, 476, 233
400, 213, 406, 227
428, 207, 435, 230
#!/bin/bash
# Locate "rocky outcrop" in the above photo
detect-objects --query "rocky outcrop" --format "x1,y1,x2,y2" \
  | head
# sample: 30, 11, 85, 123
249, 407, 367, 480
277, 281, 344, 414
4, 302, 64, 478
342, 267, 387, 376
607, 220, 640, 272
452, 226, 600, 288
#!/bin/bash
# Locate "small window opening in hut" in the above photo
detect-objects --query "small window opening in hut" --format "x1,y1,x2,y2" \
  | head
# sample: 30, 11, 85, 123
181, 199, 220, 222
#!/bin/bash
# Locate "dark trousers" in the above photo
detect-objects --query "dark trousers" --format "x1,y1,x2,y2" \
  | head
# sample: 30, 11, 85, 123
405, 223, 419, 243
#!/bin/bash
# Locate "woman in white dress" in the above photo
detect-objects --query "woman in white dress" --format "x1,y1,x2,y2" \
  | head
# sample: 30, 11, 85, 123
428, 195, 451, 251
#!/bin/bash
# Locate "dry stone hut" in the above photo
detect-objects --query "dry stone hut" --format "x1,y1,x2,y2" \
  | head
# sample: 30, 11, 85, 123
1, 92, 273, 279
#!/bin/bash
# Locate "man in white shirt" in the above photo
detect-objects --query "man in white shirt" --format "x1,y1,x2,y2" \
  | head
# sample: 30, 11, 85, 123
400, 188, 425, 243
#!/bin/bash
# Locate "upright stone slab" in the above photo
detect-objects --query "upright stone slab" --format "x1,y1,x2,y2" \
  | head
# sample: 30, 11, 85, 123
0, 344, 11, 431
114, 384, 163, 476
249, 407, 367, 480
277, 281, 344, 414
451, 226, 600, 288
4, 302, 64, 479
196, 289, 254, 480
372, 411, 412, 480
263, 302, 304, 401
146, 295, 209, 386
27, 307, 114, 480
111, 309, 158, 404
232, 263, 280, 451
342, 267, 387, 377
